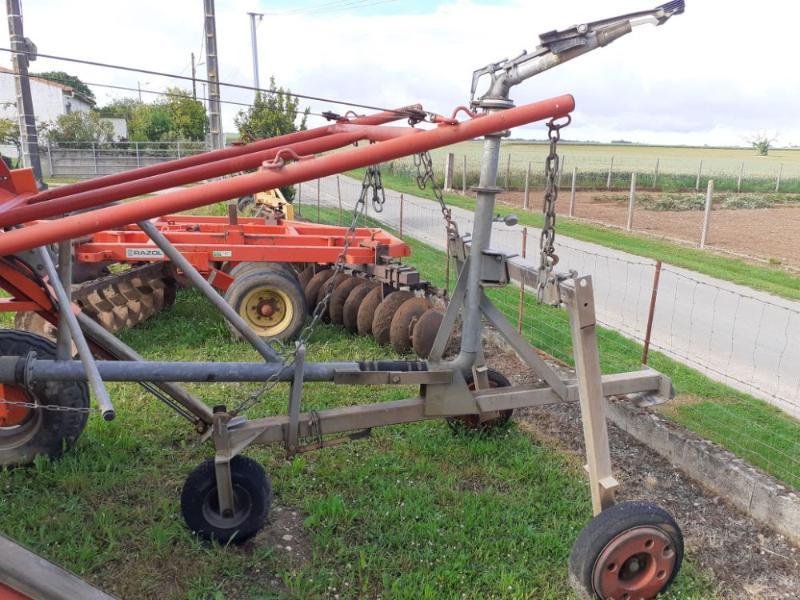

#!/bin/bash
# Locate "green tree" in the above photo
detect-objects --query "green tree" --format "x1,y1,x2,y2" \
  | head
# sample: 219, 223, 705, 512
235, 78, 309, 201
102, 88, 206, 142
163, 87, 206, 141
749, 132, 777, 156
0, 118, 20, 166
31, 71, 95, 104
96, 97, 140, 123
41, 112, 114, 146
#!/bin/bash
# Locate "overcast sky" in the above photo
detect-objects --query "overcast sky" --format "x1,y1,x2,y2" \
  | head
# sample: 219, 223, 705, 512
4, 0, 798, 146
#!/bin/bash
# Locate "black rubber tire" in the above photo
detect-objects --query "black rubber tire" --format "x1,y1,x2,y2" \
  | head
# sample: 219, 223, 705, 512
229, 261, 296, 282
357, 287, 388, 336
372, 291, 414, 345
237, 195, 255, 213
329, 277, 367, 325
342, 282, 377, 332
181, 455, 271, 545
411, 308, 444, 359
224, 270, 307, 342
304, 269, 336, 314
447, 369, 514, 432
568, 500, 684, 600
0, 330, 89, 467
390, 297, 431, 354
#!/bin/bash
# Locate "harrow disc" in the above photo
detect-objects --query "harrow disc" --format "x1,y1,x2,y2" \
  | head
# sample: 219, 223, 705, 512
356, 286, 388, 336
329, 277, 367, 325
372, 291, 414, 345
389, 296, 432, 354
303, 269, 335, 314
411, 308, 444, 359
342, 281, 377, 332
297, 265, 316, 290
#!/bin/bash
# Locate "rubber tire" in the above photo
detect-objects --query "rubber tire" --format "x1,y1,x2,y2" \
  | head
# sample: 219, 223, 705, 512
411, 308, 444, 359
304, 269, 336, 314
447, 369, 514, 432
342, 282, 377, 332
372, 291, 414, 345
357, 286, 388, 336
390, 297, 432, 354
0, 330, 89, 467
329, 277, 367, 325
224, 270, 307, 342
568, 500, 684, 600
229, 261, 296, 282
181, 455, 271, 545
237, 195, 255, 213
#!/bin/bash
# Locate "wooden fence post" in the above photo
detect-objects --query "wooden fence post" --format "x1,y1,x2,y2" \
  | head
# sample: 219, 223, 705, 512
737, 161, 744, 193
695, 159, 703, 191
45, 138, 53, 177
569, 166, 577, 217
336, 175, 343, 225
652, 158, 659, 189
504, 153, 512, 190
523, 162, 531, 210
444, 152, 455, 191
606, 156, 614, 189
641, 260, 662, 365
700, 179, 714, 248
92, 142, 98, 176
399, 193, 404, 239
316, 178, 321, 223
462, 155, 467, 194
517, 227, 528, 333
557, 155, 565, 189
626, 172, 636, 231
776, 164, 783, 192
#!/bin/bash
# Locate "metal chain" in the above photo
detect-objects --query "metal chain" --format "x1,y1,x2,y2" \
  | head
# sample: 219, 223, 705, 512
0, 399, 93, 414
232, 168, 375, 415
365, 165, 387, 212
413, 152, 453, 228
537, 116, 570, 303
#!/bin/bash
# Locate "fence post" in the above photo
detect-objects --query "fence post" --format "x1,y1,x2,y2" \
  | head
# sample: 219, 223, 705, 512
399, 193, 405, 239
177, 141, 182, 159
700, 179, 714, 248
336, 175, 343, 225
45, 138, 53, 177
641, 260, 662, 365
92, 142, 98, 176
626, 172, 636, 231
569, 166, 577, 217
444, 152, 455, 191
523, 162, 531, 210
462, 155, 467, 194
775, 164, 783, 192
135, 142, 141, 168
517, 227, 527, 333
557, 155, 565, 189
737, 161, 744, 193
316, 178, 321, 223
695, 159, 703, 191
504, 153, 511, 190
652, 158, 659, 189
606, 156, 614, 189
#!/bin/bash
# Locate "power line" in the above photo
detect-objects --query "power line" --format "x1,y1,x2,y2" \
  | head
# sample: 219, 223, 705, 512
265, 0, 400, 16
0, 46, 418, 118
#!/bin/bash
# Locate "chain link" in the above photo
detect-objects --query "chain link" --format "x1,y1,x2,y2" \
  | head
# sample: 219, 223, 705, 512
0, 398, 93, 414
414, 152, 453, 228
537, 116, 570, 303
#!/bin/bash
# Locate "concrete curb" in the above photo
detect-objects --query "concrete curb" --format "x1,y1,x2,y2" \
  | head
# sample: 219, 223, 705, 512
606, 398, 800, 546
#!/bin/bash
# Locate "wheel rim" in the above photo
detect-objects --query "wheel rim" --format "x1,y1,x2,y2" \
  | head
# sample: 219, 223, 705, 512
593, 526, 677, 600
0, 383, 42, 447
202, 484, 253, 531
239, 286, 294, 337
449, 377, 513, 429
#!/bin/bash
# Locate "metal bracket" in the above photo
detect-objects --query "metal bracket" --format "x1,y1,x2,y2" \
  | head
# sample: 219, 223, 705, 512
286, 344, 305, 456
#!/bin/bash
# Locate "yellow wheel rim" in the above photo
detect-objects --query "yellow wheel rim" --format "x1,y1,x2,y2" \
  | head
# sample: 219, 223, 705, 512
238, 286, 294, 337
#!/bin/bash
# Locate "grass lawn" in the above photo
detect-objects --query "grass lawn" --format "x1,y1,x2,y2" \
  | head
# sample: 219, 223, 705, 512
349, 168, 800, 301
0, 284, 716, 599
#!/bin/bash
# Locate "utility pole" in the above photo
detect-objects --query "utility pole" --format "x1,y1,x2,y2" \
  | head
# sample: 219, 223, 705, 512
6, 0, 44, 187
137, 81, 142, 102
247, 12, 264, 100
190, 52, 197, 100
203, 0, 223, 149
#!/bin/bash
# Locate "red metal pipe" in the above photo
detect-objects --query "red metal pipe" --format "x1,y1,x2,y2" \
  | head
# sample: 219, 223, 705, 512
27, 106, 420, 204
0, 125, 419, 227
0, 95, 573, 255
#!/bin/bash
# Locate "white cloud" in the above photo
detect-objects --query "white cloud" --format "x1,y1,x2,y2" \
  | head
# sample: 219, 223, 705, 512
4, 0, 799, 145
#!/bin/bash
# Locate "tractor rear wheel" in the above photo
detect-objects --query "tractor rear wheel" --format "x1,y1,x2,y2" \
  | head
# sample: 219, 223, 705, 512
0, 330, 89, 467
224, 270, 307, 342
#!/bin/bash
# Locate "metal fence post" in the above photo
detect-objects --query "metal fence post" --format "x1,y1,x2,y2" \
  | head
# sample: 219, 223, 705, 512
700, 179, 714, 248
462, 155, 467, 194
652, 157, 659, 189
399, 193, 404, 239
45, 138, 53, 177
177, 140, 182, 159
626, 172, 636, 231
641, 260, 662, 365
517, 227, 527, 333
523, 162, 531, 210
135, 142, 141, 168
92, 142, 98, 176
606, 156, 614, 189
695, 159, 703, 191
336, 175, 342, 225
504, 153, 511, 190
737, 161, 744, 193
776, 164, 783, 192
569, 166, 577, 217
316, 178, 321, 223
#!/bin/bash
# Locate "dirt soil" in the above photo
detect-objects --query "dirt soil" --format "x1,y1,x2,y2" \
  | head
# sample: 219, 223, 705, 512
497, 190, 800, 270
483, 336, 800, 600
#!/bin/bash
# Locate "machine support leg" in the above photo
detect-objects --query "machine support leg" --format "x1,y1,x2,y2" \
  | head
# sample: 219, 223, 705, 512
137, 220, 280, 362
286, 345, 305, 456
55, 240, 72, 361
428, 257, 469, 362
563, 276, 618, 515
213, 412, 236, 517
36, 246, 116, 421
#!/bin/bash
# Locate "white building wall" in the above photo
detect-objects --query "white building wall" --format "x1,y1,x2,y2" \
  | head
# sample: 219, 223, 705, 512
0, 71, 91, 125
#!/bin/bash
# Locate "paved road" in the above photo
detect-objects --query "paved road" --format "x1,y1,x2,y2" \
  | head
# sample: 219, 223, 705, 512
298, 175, 800, 418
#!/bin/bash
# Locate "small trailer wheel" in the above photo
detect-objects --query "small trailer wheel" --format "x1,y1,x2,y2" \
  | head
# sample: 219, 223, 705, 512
447, 369, 514, 432
0, 330, 89, 467
181, 455, 271, 545
568, 501, 684, 600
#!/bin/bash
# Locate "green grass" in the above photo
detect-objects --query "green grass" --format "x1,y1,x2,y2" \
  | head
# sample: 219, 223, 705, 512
0, 284, 716, 599
350, 168, 800, 301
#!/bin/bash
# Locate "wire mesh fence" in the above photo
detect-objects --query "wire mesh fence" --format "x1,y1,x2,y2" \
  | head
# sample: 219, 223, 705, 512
298, 174, 800, 490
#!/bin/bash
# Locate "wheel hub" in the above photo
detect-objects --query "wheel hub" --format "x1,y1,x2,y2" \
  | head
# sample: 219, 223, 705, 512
239, 287, 293, 335
593, 526, 677, 600
0, 384, 33, 427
